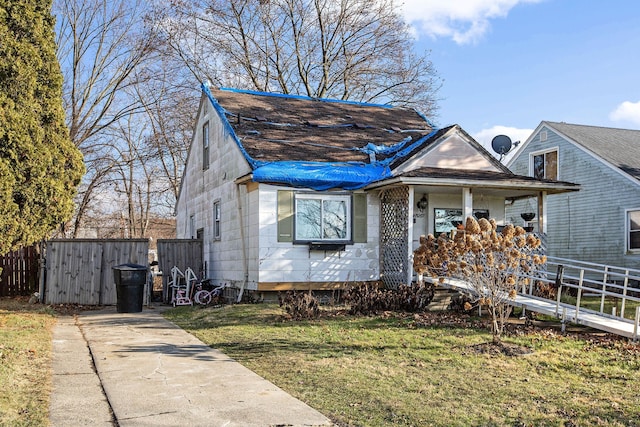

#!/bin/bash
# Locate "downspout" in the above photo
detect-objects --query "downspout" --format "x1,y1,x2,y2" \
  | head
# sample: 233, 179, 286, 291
235, 182, 248, 303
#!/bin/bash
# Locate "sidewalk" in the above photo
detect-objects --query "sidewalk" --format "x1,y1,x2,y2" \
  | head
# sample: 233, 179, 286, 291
50, 306, 333, 427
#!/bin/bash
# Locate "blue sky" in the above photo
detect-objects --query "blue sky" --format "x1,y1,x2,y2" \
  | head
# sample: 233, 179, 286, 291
401, 0, 640, 152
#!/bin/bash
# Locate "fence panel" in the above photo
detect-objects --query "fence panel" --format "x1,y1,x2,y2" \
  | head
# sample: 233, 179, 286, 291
157, 239, 202, 303
0, 246, 40, 297
45, 239, 149, 305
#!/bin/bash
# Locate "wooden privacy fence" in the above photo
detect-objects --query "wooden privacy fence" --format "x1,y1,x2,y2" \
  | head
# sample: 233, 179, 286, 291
0, 245, 40, 297
45, 239, 149, 305
156, 239, 203, 303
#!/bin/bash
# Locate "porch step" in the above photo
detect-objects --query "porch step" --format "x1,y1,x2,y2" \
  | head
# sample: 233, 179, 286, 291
426, 288, 460, 311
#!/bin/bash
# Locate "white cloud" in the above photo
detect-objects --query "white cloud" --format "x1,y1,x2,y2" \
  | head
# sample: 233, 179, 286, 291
473, 125, 533, 162
609, 101, 640, 126
400, 0, 542, 44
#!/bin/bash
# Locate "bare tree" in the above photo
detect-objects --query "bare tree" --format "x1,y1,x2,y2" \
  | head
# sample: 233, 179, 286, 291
54, 0, 158, 236
133, 63, 197, 212
158, 0, 440, 115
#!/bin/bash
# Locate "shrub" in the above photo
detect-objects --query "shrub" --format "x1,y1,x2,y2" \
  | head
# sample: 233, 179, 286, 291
278, 290, 319, 319
343, 283, 435, 315
413, 217, 546, 343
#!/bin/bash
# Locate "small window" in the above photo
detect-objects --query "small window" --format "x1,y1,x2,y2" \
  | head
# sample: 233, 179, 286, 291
202, 121, 210, 170
627, 210, 640, 251
189, 215, 195, 239
213, 200, 221, 240
294, 194, 351, 242
531, 149, 558, 180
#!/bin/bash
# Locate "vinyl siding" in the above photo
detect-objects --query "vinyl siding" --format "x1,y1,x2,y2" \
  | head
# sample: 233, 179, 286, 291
508, 126, 640, 269
257, 184, 380, 285
176, 95, 254, 287
176, 96, 381, 289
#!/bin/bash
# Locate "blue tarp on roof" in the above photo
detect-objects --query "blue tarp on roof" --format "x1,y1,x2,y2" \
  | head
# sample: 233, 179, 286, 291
202, 83, 438, 190
252, 161, 392, 191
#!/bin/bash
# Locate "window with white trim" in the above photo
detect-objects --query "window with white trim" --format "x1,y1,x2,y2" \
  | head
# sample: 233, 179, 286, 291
294, 194, 351, 242
213, 200, 221, 240
202, 122, 210, 170
627, 209, 640, 251
531, 148, 558, 180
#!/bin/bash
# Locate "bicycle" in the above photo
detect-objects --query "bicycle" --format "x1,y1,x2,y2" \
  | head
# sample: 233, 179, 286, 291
193, 281, 227, 306
169, 266, 198, 307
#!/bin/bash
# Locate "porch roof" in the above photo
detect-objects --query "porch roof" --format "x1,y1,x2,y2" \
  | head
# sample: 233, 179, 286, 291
364, 167, 580, 199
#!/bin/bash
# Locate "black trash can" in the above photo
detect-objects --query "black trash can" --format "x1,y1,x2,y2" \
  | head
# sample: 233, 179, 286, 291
113, 263, 148, 313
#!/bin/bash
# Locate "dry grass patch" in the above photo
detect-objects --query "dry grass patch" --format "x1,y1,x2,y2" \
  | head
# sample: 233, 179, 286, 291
0, 297, 57, 426
165, 304, 640, 427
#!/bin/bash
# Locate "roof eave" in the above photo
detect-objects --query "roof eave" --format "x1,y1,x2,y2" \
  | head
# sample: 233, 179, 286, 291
364, 176, 580, 194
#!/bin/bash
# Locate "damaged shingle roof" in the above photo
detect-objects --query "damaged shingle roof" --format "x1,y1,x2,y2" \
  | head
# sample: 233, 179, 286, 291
211, 88, 436, 164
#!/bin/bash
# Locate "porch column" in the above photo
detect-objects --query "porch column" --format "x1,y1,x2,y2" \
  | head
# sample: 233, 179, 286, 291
462, 187, 473, 221
538, 191, 548, 233
407, 187, 415, 285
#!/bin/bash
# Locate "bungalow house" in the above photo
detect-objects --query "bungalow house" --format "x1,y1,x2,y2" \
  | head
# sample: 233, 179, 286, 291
175, 85, 579, 297
506, 121, 640, 270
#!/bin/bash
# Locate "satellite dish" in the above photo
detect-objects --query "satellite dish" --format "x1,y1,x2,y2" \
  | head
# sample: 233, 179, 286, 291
491, 135, 513, 156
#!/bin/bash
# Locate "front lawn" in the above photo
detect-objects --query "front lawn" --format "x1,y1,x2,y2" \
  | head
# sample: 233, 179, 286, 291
0, 298, 57, 427
165, 304, 640, 427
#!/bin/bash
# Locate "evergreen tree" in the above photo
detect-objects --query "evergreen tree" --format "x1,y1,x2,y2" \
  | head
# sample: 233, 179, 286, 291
0, 0, 84, 255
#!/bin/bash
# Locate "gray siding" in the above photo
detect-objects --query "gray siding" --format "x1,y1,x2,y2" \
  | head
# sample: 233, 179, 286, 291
509, 126, 640, 269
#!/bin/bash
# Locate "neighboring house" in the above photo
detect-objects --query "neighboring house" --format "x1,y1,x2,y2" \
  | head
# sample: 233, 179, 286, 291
506, 121, 640, 269
175, 85, 578, 296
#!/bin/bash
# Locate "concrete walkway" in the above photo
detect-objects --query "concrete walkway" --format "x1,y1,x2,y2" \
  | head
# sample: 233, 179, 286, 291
50, 306, 333, 427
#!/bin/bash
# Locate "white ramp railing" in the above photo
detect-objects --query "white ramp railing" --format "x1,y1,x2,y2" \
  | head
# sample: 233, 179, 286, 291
514, 256, 640, 340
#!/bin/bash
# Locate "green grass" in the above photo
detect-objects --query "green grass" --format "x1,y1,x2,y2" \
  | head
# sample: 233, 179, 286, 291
165, 304, 640, 427
0, 298, 57, 427
560, 294, 640, 321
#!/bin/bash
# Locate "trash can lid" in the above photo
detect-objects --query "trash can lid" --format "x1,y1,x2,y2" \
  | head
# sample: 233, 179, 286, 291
113, 263, 147, 270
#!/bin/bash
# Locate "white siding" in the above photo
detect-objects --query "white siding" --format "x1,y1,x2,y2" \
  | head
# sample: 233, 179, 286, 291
256, 184, 380, 285
176, 97, 381, 289
176, 95, 253, 287
508, 126, 640, 268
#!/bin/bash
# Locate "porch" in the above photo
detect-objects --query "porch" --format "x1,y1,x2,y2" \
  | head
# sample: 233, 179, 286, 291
367, 168, 579, 289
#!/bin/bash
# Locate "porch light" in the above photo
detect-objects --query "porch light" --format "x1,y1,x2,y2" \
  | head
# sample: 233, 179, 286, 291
417, 195, 428, 211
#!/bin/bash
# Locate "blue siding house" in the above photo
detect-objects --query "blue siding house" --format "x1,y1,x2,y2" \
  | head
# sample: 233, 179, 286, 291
507, 121, 640, 269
